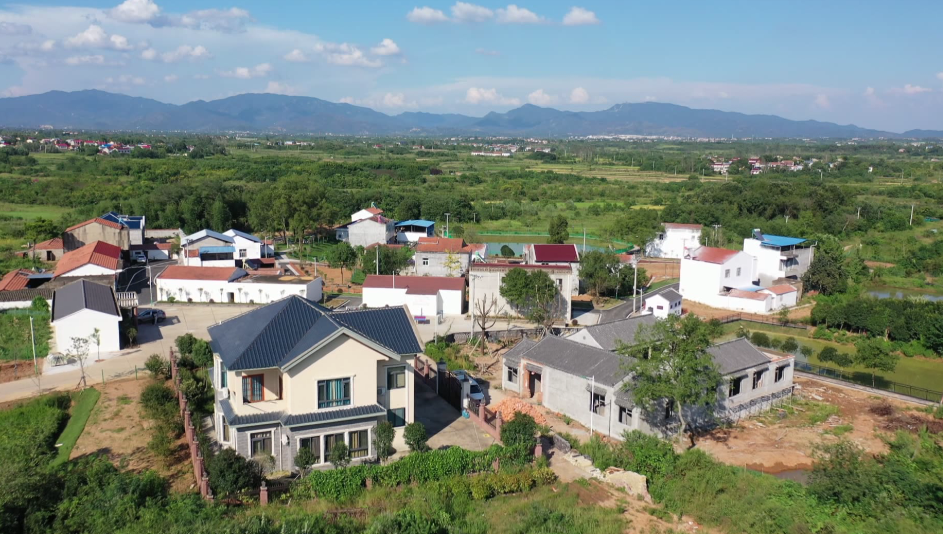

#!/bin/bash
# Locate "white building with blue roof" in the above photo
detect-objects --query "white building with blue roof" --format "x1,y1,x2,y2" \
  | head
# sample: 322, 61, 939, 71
742, 229, 814, 286
395, 220, 435, 243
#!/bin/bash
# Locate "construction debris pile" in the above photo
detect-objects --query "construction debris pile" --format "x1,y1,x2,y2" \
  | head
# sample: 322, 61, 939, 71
490, 398, 548, 425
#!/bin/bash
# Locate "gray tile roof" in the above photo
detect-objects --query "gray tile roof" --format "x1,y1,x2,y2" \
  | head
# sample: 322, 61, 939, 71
654, 288, 682, 302
708, 337, 771, 375
503, 337, 537, 365
511, 335, 634, 387
218, 398, 385, 427
209, 295, 422, 371
580, 314, 658, 351
52, 280, 119, 321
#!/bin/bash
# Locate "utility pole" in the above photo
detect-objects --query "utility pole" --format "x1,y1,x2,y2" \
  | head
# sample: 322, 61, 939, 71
376, 246, 379, 275
632, 259, 639, 314
910, 204, 914, 226
857, 207, 861, 220
30, 316, 37, 374
444, 212, 450, 238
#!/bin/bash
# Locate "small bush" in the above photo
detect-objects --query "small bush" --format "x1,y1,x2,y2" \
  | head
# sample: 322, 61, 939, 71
208, 448, 262, 496
404, 422, 429, 452
144, 354, 170, 379
532, 466, 558, 485
30, 296, 49, 312
750, 332, 771, 348
175, 333, 197, 357
140, 383, 176, 416
295, 447, 318, 472
500, 413, 537, 449
329, 441, 350, 469
166, 296, 176, 303
562, 414, 573, 425
191, 340, 213, 368
147, 430, 174, 459
781, 337, 799, 353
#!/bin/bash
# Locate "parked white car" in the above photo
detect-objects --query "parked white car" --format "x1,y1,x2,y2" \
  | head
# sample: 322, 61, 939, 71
130, 250, 147, 263
454, 370, 485, 402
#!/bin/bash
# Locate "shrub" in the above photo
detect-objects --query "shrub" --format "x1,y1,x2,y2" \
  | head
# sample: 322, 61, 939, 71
140, 383, 176, 418
190, 340, 213, 368
144, 354, 170, 379
175, 333, 197, 357
532, 466, 558, 486
30, 296, 49, 312
812, 327, 834, 341
470, 475, 494, 500
750, 332, 771, 348
166, 296, 176, 303
781, 337, 799, 353
208, 448, 261, 496
329, 441, 350, 469
404, 422, 429, 452
768, 337, 782, 350
500, 413, 537, 449
621, 430, 677, 479
295, 447, 318, 472
374, 421, 395, 464
147, 430, 174, 459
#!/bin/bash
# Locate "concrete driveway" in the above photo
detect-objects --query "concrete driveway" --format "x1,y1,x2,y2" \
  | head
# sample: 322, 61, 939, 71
414, 381, 496, 452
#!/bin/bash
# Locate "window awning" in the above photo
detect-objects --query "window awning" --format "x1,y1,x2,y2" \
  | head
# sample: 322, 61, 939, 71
524, 363, 542, 373
200, 246, 235, 254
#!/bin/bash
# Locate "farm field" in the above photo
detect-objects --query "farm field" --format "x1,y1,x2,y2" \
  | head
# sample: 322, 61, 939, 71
0, 202, 71, 220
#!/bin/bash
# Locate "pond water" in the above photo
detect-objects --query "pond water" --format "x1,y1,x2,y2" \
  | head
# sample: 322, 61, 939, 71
867, 288, 943, 302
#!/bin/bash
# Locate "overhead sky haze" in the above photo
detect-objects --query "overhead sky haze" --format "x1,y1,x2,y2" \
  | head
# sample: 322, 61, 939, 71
0, 0, 940, 132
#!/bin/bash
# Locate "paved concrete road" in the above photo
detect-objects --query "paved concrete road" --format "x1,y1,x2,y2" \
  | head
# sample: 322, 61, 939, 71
415, 381, 496, 452
0, 304, 255, 403
116, 259, 176, 306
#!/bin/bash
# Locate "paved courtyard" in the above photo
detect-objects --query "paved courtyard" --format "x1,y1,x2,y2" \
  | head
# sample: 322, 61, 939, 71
414, 381, 496, 452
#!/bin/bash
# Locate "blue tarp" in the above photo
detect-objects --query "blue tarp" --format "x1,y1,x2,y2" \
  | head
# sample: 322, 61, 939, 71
758, 234, 807, 247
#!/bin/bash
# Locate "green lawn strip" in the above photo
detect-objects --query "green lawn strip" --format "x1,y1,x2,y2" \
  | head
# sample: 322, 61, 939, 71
51, 388, 101, 466
648, 278, 680, 291
718, 324, 943, 392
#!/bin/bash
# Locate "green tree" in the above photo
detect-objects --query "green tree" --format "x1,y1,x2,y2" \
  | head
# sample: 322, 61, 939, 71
294, 447, 318, 473
500, 244, 516, 257
24, 218, 59, 255
854, 338, 899, 388
208, 198, 232, 231
802, 235, 849, 295
579, 250, 620, 298
499, 267, 564, 333
207, 448, 261, 496
547, 215, 569, 244
500, 413, 537, 449
819, 347, 854, 368
329, 441, 350, 469
617, 264, 650, 299
326, 242, 358, 284
362, 245, 413, 276
404, 421, 429, 452
191, 340, 213, 369
373, 421, 395, 464
620, 315, 723, 444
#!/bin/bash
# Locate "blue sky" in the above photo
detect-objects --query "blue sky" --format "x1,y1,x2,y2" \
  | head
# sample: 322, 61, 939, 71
0, 0, 941, 132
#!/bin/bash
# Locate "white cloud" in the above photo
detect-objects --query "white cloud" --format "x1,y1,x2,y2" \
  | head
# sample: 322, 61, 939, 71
464, 87, 520, 105
0, 22, 32, 35
864, 86, 883, 107
452, 2, 493, 22
313, 42, 381, 68
164, 74, 178, 83
152, 7, 252, 33
814, 93, 831, 109
65, 25, 133, 50
141, 48, 157, 60
475, 48, 500, 56
159, 45, 211, 63
496, 5, 545, 24
407, 6, 450, 24
1, 85, 29, 98
527, 89, 556, 106
220, 63, 272, 79
65, 55, 105, 66
339, 96, 355, 104
569, 86, 589, 103
40, 40, 56, 52
371, 38, 401, 56
284, 49, 309, 62
562, 7, 599, 26
383, 92, 408, 107
265, 81, 299, 95
110, 0, 160, 23
106, 74, 145, 85
899, 84, 931, 95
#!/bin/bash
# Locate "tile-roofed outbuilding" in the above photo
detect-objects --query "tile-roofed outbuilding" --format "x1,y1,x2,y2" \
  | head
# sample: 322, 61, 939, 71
707, 338, 772, 375
576, 314, 658, 351
655, 288, 683, 302
54, 241, 122, 277
728, 289, 770, 301
65, 217, 125, 232
687, 246, 741, 264
34, 237, 63, 250
503, 337, 537, 365
763, 284, 797, 295
208, 295, 422, 372
515, 335, 633, 387
363, 275, 465, 295
52, 279, 119, 321
0, 269, 36, 292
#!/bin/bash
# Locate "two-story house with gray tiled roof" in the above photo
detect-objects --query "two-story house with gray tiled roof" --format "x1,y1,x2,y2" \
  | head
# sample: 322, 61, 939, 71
209, 295, 423, 471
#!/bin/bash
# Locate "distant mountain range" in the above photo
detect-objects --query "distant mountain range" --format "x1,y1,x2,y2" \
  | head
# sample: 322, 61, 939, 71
0, 89, 937, 138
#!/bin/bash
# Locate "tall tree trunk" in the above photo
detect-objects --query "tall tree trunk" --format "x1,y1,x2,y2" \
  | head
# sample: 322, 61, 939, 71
675, 400, 688, 445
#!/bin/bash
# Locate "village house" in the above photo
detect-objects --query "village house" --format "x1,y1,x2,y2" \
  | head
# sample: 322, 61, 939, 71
350, 204, 384, 223
209, 296, 423, 471
336, 215, 396, 249
501, 335, 793, 440
223, 229, 267, 266
522, 244, 580, 295
156, 265, 322, 304
645, 223, 702, 259
54, 241, 123, 278
181, 229, 236, 267
394, 220, 436, 243
52, 279, 122, 354
100, 212, 145, 246
643, 288, 683, 318
362, 275, 465, 318
63, 217, 130, 253
413, 237, 485, 277
469, 263, 574, 322
565, 314, 658, 351
742, 229, 814, 286
679, 246, 760, 311
20, 237, 64, 261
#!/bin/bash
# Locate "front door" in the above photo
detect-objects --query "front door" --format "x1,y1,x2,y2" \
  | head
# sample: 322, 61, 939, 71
227, 292, 235, 303
529, 372, 542, 398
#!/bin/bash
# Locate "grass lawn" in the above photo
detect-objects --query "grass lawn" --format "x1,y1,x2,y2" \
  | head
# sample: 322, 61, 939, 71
0, 310, 51, 362
0, 202, 71, 220
648, 278, 680, 291
719, 322, 943, 392
51, 388, 101, 466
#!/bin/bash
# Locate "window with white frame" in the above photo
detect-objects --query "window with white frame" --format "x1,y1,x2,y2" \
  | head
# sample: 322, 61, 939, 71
349, 429, 369, 459
299, 436, 322, 464
239, 249, 247, 258
219, 362, 227, 388
506, 366, 519, 384
318, 378, 351, 408
725, 269, 731, 278
250, 431, 272, 456
422, 257, 429, 266
618, 406, 632, 425
324, 433, 344, 456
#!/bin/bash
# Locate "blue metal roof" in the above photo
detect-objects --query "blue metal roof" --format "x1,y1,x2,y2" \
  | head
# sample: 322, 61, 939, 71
199, 246, 235, 254
758, 234, 807, 247
209, 295, 423, 371
395, 220, 435, 228
101, 211, 144, 230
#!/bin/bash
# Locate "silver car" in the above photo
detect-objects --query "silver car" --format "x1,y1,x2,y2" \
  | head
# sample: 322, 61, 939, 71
454, 370, 485, 402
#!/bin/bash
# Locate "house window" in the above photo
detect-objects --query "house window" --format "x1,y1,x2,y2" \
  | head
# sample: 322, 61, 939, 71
591, 392, 606, 415
556, 278, 563, 290
387, 367, 406, 390
324, 433, 344, 456
657, 305, 663, 310
506, 366, 519, 384
728, 376, 744, 397
349, 429, 369, 459
775, 365, 788, 383
753, 370, 765, 389
422, 257, 429, 266
736, 267, 741, 276
388, 408, 406, 428
318, 378, 351, 408
250, 431, 272, 457
725, 269, 731, 278
220, 417, 230, 442
299, 436, 321, 464
239, 248, 247, 259
665, 401, 674, 420
219, 363, 227, 388
243, 374, 264, 403
618, 406, 633, 425
278, 375, 283, 400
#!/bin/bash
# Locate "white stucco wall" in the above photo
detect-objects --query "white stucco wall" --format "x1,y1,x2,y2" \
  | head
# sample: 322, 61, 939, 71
59, 263, 118, 277
470, 269, 573, 321
348, 220, 394, 248
743, 239, 814, 286
679, 252, 754, 307
54, 309, 121, 353
646, 228, 701, 259
230, 235, 262, 261
414, 251, 471, 277
157, 277, 322, 304
362, 286, 463, 316
644, 294, 682, 318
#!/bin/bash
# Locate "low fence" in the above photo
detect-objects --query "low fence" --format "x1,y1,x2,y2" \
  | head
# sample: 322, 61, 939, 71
168, 348, 213, 501
467, 398, 503, 442
413, 355, 503, 442
447, 326, 579, 345
795, 361, 943, 403
714, 313, 807, 329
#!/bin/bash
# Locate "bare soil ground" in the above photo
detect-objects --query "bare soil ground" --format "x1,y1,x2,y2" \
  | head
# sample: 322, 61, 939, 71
70, 378, 195, 493
0, 358, 44, 385
694, 376, 935, 473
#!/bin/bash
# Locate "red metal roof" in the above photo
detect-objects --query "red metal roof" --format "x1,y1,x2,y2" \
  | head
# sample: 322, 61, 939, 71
363, 275, 465, 295
529, 244, 579, 263
54, 241, 121, 277
471, 262, 572, 272
663, 223, 702, 231
762, 284, 797, 295
157, 265, 243, 281
65, 217, 124, 232
688, 246, 740, 264
0, 269, 35, 291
